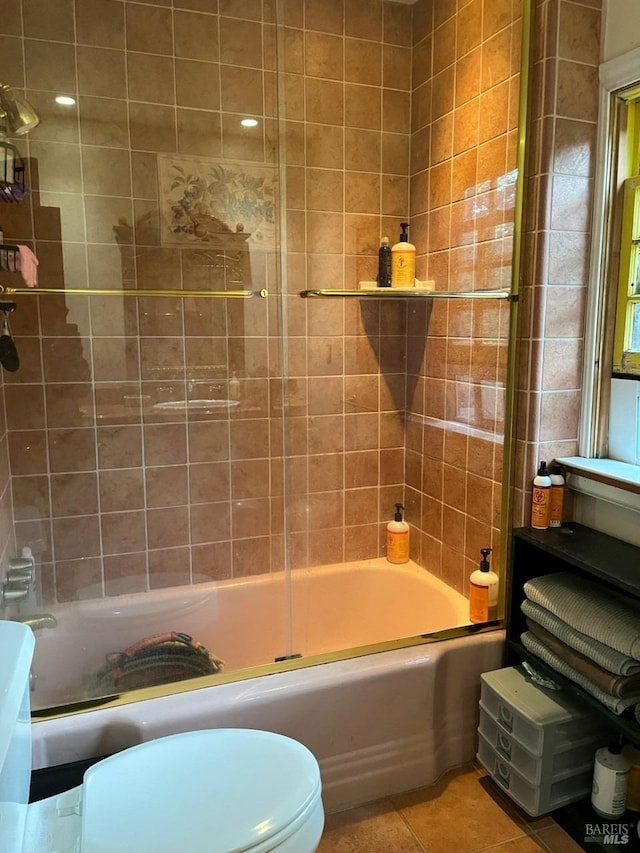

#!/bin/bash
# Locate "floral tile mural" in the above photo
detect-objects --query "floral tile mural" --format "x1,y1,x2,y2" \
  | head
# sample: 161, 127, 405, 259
158, 154, 278, 249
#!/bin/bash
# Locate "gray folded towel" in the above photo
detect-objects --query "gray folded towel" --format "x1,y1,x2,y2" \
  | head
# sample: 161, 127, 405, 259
524, 573, 640, 661
522, 599, 640, 676
521, 631, 640, 715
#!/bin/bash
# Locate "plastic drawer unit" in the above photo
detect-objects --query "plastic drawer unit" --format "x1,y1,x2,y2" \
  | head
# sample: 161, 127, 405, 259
477, 734, 594, 816
477, 666, 607, 816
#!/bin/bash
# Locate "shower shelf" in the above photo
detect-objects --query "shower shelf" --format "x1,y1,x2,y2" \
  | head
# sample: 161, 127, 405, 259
299, 288, 516, 301
0, 286, 269, 299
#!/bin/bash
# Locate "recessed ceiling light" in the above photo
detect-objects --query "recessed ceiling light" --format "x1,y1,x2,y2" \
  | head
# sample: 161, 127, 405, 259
55, 95, 76, 106
240, 118, 259, 128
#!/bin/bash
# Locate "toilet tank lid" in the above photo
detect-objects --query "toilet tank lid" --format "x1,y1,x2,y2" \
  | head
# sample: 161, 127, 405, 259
81, 728, 322, 853
0, 622, 35, 771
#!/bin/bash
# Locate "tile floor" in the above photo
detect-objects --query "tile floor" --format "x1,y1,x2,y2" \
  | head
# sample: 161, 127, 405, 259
318, 764, 582, 853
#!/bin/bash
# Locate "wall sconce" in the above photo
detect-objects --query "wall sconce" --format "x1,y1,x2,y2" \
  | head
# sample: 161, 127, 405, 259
0, 85, 40, 137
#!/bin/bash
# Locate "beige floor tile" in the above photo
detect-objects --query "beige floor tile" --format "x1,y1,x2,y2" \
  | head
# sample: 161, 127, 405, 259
318, 798, 426, 853
535, 825, 585, 852
477, 836, 550, 852
391, 765, 529, 853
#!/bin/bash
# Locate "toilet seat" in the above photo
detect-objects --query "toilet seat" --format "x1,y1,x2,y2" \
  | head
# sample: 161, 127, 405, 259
80, 728, 323, 853
0, 622, 324, 853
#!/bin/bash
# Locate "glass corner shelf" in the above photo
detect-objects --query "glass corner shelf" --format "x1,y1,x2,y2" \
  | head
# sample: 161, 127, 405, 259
299, 288, 516, 301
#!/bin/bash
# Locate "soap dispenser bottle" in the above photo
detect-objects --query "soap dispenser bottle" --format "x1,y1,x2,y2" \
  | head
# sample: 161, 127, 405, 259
391, 222, 416, 288
530, 461, 552, 530
386, 503, 410, 564
469, 547, 499, 623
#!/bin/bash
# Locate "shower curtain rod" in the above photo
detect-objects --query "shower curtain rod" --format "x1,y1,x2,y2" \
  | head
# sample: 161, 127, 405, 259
0, 286, 269, 299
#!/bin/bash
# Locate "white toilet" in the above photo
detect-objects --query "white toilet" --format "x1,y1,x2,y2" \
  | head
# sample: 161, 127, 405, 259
0, 621, 325, 853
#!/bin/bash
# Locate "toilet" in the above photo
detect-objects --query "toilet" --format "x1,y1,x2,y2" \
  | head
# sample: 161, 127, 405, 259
0, 621, 325, 853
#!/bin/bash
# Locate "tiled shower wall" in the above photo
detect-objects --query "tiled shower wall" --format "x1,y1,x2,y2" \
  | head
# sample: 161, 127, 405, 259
402, 0, 522, 591
0, 0, 523, 602
0, 0, 286, 600
279, 0, 413, 569
513, 0, 601, 524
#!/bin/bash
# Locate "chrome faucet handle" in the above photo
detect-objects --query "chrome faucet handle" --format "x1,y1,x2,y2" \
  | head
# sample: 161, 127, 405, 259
6, 566, 33, 584
9, 556, 34, 571
1, 582, 30, 603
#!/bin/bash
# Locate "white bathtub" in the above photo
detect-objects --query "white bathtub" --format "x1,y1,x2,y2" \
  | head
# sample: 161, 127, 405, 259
29, 560, 504, 811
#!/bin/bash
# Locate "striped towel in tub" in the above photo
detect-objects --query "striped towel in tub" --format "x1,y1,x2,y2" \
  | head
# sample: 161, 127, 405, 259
523, 572, 640, 661
521, 599, 640, 676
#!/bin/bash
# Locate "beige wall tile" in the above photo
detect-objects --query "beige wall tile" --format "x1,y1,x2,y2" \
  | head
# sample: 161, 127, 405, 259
128, 54, 175, 105
0, 36, 24, 89
1, 0, 22, 36
126, 5, 173, 55
306, 78, 344, 125
76, 0, 125, 49
219, 18, 262, 67
25, 40, 76, 92
346, 0, 382, 41
24, 0, 74, 41
104, 552, 148, 595
180, 109, 223, 157
306, 124, 344, 169
77, 46, 126, 99
306, 32, 344, 80
53, 515, 100, 560
346, 83, 382, 130
79, 96, 130, 148
176, 60, 220, 111
175, 11, 219, 61
305, 0, 343, 34
346, 39, 382, 86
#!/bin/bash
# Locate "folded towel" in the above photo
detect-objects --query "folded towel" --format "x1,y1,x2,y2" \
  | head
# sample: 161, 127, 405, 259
524, 573, 640, 661
526, 619, 640, 698
521, 631, 640, 715
522, 599, 640, 676
16, 244, 38, 286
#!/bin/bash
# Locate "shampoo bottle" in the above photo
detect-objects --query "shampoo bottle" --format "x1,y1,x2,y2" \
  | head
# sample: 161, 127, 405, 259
387, 503, 410, 564
391, 222, 416, 288
549, 463, 565, 528
530, 461, 551, 530
469, 547, 499, 623
377, 236, 392, 287
591, 742, 630, 819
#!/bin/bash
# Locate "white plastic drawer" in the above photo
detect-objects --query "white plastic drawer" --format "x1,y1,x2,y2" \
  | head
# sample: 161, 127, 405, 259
478, 708, 600, 786
477, 731, 593, 817
480, 670, 602, 757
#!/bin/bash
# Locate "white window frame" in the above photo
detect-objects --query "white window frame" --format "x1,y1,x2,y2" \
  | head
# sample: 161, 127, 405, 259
563, 47, 640, 506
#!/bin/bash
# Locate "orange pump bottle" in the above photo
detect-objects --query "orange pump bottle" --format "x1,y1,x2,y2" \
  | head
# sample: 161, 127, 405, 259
386, 503, 410, 564
469, 548, 498, 623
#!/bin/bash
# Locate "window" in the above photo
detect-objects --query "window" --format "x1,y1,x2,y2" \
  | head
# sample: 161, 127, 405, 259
613, 97, 640, 377
571, 54, 640, 490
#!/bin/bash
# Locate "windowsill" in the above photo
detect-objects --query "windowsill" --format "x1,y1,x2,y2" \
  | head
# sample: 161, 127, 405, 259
556, 456, 640, 511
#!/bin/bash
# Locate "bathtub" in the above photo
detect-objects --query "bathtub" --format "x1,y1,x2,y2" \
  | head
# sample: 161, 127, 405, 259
29, 559, 504, 811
